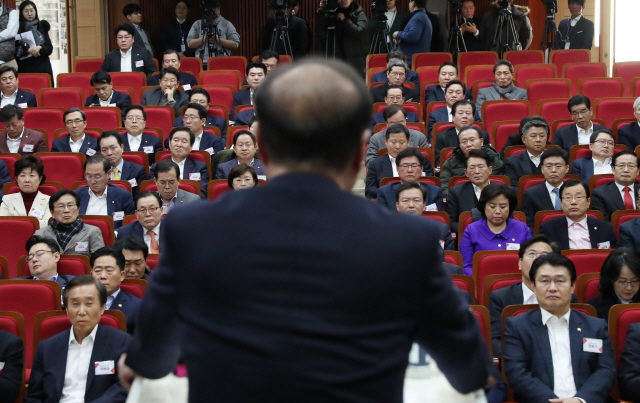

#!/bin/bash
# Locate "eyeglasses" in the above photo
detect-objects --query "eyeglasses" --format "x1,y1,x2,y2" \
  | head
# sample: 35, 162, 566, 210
26, 250, 52, 261
398, 163, 420, 169
53, 203, 78, 211
136, 206, 161, 215
536, 278, 569, 287
157, 180, 177, 187
65, 119, 85, 126
182, 115, 200, 122
385, 96, 403, 102
570, 109, 591, 117
561, 195, 587, 202
524, 250, 549, 259
389, 71, 406, 77
616, 279, 640, 288
125, 116, 145, 122
614, 163, 638, 169
85, 174, 105, 182
593, 139, 615, 146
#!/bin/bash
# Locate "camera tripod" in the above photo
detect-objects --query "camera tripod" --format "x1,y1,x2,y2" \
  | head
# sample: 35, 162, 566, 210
369, 14, 394, 55
447, 3, 467, 61
270, 11, 294, 59
490, 6, 522, 58
540, 4, 557, 60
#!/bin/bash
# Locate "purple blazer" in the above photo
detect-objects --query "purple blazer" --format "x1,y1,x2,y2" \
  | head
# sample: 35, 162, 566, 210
460, 218, 532, 275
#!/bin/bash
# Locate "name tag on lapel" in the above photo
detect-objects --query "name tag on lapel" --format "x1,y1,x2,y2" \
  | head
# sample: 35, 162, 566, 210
583, 338, 603, 353
597, 241, 610, 249
506, 243, 520, 250
189, 173, 201, 180
95, 360, 115, 375
17, 103, 27, 108
182, 84, 191, 91
128, 178, 138, 187
23, 144, 33, 152
143, 146, 154, 153
0, 361, 5, 371
75, 242, 88, 252
135, 60, 144, 67
113, 211, 124, 221
109, 103, 117, 107
204, 147, 214, 155
425, 203, 437, 212
29, 207, 45, 219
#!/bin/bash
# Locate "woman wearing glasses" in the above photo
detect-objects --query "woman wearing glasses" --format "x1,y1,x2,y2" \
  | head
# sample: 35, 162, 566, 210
0, 155, 51, 227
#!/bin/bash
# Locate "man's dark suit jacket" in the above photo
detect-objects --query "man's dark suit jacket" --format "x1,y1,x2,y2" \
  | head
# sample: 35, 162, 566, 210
120, 133, 163, 165
149, 157, 209, 198
114, 160, 147, 197
230, 88, 252, 121
376, 181, 445, 213
521, 181, 559, 228
617, 122, 640, 152
84, 90, 132, 112
25, 325, 130, 403
371, 70, 420, 94
446, 181, 478, 233
370, 82, 420, 103
371, 110, 418, 135
620, 322, 640, 403
539, 216, 617, 249
365, 154, 434, 199
100, 45, 157, 77
435, 127, 490, 166
619, 217, 640, 250
9, 89, 37, 108
17, 274, 74, 293
553, 16, 595, 50
591, 181, 640, 221
50, 135, 98, 154
111, 290, 141, 335
140, 87, 189, 118
124, 173, 493, 402
159, 19, 195, 57
235, 109, 254, 126
571, 156, 598, 184
147, 72, 198, 92
0, 330, 23, 403
428, 106, 481, 143
504, 151, 542, 190
503, 308, 616, 403
499, 133, 553, 160
164, 130, 224, 155
76, 184, 135, 229
552, 123, 606, 153
424, 84, 473, 105
0, 128, 48, 155
116, 220, 163, 249
174, 115, 227, 141
0, 160, 9, 201
215, 158, 265, 180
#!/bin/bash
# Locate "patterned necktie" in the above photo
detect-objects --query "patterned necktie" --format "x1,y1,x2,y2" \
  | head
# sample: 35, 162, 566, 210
552, 188, 561, 210
112, 168, 120, 180
147, 230, 159, 254
624, 187, 634, 210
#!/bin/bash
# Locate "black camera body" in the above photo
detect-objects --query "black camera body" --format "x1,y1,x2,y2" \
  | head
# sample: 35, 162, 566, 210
268, 0, 289, 9
498, 0, 510, 9
326, 0, 339, 10
370, 1, 387, 13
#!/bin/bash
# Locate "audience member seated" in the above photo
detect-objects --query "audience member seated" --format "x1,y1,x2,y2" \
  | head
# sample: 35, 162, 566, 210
0, 155, 51, 226
553, 95, 606, 153
366, 104, 427, 166
370, 50, 420, 92
370, 85, 419, 133
377, 148, 444, 212
228, 164, 258, 190
475, 60, 527, 111
370, 59, 420, 104
147, 49, 198, 92
98, 131, 147, 198
101, 23, 156, 77
587, 248, 640, 321
241, 50, 280, 86
434, 100, 489, 167
17, 235, 74, 288
617, 96, 640, 152
395, 181, 453, 250
428, 80, 479, 142
0, 65, 37, 107
76, 155, 135, 230
90, 247, 141, 334
0, 328, 23, 403
504, 118, 549, 191
591, 150, 640, 221
539, 179, 616, 249
571, 129, 615, 184
213, 116, 260, 174
619, 187, 640, 250
149, 127, 209, 198
619, 322, 640, 403
0, 105, 47, 155
84, 71, 132, 112
447, 149, 493, 233
167, 103, 223, 155
141, 67, 189, 118
503, 253, 616, 403
173, 88, 227, 142
440, 126, 503, 198
115, 191, 163, 255
50, 108, 98, 154
113, 236, 150, 280
488, 235, 562, 356
460, 183, 532, 275
230, 61, 267, 121
153, 159, 200, 214
34, 189, 104, 256
521, 148, 570, 229
25, 275, 130, 403
499, 116, 551, 160
424, 61, 472, 104
215, 130, 265, 180
235, 106, 255, 126
120, 105, 163, 165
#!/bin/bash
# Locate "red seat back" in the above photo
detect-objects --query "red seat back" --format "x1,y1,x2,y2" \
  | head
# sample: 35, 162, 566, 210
57, 72, 93, 100
81, 215, 115, 247
366, 54, 387, 69
482, 100, 530, 138
470, 306, 491, 352
142, 106, 175, 143
73, 58, 104, 73
417, 67, 439, 87
563, 250, 612, 278
457, 51, 499, 81
473, 251, 520, 305
180, 57, 203, 77
81, 107, 121, 130
120, 281, 147, 298
526, 79, 571, 109
207, 56, 247, 77
0, 217, 40, 278
0, 153, 20, 180
39, 88, 84, 110
609, 304, 640, 368
504, 50, 544, 66
200, 71, 240, 91
146, 254, 159, 270
491, 121, 521, 153
485, 276, 522, 306
109, 72, 147, 94
20, 255, 90, 277
20, 73, 52, 97
562, 62, 607, 94
193, 85, 234, 114
552, 49, 592, 79
538, 99, 572, 127
584, 277, 601, 302
465, 65, 495, 87
35, 152, 86, 189
594, 98, 636, 128
412, 52, 452, 69
614, 61, 640, 96
514, 64, 557, 85
4, 181, 62, 196
24, 108, 65, 150
578, 78, 625, 101
208, 179, 231, 201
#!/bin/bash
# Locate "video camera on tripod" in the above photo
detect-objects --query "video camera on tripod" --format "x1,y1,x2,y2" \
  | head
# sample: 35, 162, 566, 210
489, 0, 523, 57
267, 0, 294, 58
201, 0, 228, 58
369, 1, 394, 54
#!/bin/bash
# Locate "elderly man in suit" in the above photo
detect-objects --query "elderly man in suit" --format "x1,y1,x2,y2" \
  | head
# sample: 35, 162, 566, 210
591, 150, 640, 221
0, 66, 37, 108
84, 71, 132, 111
18, 235, 75, 289
571, 129, 615, 184
424, 62, 472, 104
116, 191, 163, 255
619, 322, 640, 402
25, 276, 130, 403
553, 0, 595, 50
118, 59, 495, 402
370, 60, 420, 104
370, 49, 420, 93
370, 85, 419, 134
141, 67, 189, 118
230, 62, 266, 121
428, 80, 479, 142
553, 95, 606, 154
101, 23, 156, 77
173, 88, 227, 142
475, 60, 527, 111
167, 103, 224, 156
50, 108, 98, 154
617, 96, 640, 152
503, 253, 616, 403
434, 100, 490, 166
215, 130, 265, 180
152, 159, 200, 215
0, 329, 23, 403
35, 190, 105, 257
504, 118, 549, 191
0, 105, 47, 155
540, 179, 616, 249
98, 131, 147, 198
121, 105, 163, 165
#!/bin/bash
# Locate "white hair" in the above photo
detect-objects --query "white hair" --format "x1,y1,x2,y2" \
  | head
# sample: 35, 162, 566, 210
633, 96, 640, 111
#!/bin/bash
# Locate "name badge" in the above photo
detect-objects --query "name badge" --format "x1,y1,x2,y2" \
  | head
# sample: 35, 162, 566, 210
128, 178, 138, 187
143, 146, 154, 153
182, 84, 191, 91
583, 338, 603, 353
204, 147, 214, 155
597, 241, 610, 249
257, 175, 267, 181
23, 144, 34, 152
28, 207, 44, 219
17, 103, 27, 108
75, 242, 88, 252
95, 360, 115, 375
181, 44, 186, 52
135, 60, 144, 67
113, 211, 124, 221
439, 240, 445, 249
86, 149, 96, 156
506, 243, 520, 250
108, 103, 117, 107
189, 173, 201, 180
425, 203, 438, 212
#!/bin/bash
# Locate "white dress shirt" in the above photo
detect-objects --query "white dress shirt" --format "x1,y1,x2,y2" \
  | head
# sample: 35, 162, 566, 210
69, 135, 85, 153
6, 128, 23, 153
193, 131, 203, 150
127, 133, 141, 151
472, 182, 487, 200
615, 182, 637, 209
60, 324, 99, 403
86, 186, 108, 215
593, 157, 613, 175
0, 90, 17, 107
120, 48, 133, 72
172, 158, 186, 178
143, 222, 161, 252
98, 92, 114, 107
390, 156, 399, 177
522, 283, 537, 305
106, 288, 121, 310
577, 122, 593, 145
564, 14, 582, 49
527, 151, 541, 168
545, 181, 562, 207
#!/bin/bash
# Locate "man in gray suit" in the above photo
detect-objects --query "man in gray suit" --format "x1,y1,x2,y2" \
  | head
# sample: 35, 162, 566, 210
141, 67, 189, 117
153, 159, 200, 215
475, 60, 527, 112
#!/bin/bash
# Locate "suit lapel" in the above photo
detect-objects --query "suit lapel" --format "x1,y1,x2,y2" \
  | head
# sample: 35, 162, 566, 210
531, 310, 556, 386
183, 158, 194, 179
569, 125, 579, 148
557, 219, 571, 250
510, 282, 524, 305
569, 312, 584, 384
606, 183, 625, 210
14, 193, 27, 216
121, 135, 131, 151
381, 155, 393, 179
55, 329, 72, 399
489, 87, 500, 101
519, 152, 532, 176
85, 326, 107, 394
106, 185, 116, 217
120, 161, 131, 181
585, 158, 594, 179
66, 226, 88, 254
536, 184, 554, 210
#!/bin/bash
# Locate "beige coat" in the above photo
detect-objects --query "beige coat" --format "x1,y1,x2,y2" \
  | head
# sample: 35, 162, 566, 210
0, 191, 52, 228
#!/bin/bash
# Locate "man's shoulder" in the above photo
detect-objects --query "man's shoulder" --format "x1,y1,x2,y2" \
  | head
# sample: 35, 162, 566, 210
118, 220, 141, 233
96, 323, 130, 342
555, 124, 576, 135
187, 157, 207, 168
573, 156, 592, 166
541, 215, 566, 227
369, 154, 390, 168
39, 328, 70, 349
449, 181, 473, 194
124, 159, 144, 171
586, 215, 613, 228
507, 306, 540, 327
491, 281, 522, 303
506, 151, 527, 163
620, 216, 640, 230
593, 181, 615, 194
120, 290, 141, 303
523, 181, 548, 195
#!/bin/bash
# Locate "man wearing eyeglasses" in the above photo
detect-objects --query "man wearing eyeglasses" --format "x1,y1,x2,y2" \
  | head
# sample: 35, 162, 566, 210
553, 95, 607, 154
504, 119, 550, 192
101, 24, 157, 78
50, 108, 98, 154
151, 160, 200, 216
146, 50, 198, 95
97, 131, 147, 198
141, 67, 189, 118
540, 179, 616, 249
19, 235, 75, 289
116, 191, 163, 255
619, 188, 640, 250
166, 103, 224, 157
120, 105, 163, 165
370, 85, 419, 134
591, 150, 640, 222
571, 129, 615, 184
76, 155, 135, 230
369, 60, 419, 104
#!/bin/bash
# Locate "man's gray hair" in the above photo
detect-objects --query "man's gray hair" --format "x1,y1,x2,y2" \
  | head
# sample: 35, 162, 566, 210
387, 59, 407, 73
633, 96, 640, 111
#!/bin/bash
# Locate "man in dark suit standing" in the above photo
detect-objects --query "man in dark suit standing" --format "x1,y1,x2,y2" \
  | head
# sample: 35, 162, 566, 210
230, 62, 267, 121
146, 50, 198, 93
174, 88, 227, 142
123, 3, 153, 57
571, 129, 615, 184
25, 276, 130, 403
459, 0, 483, 51
0, 105, 47, 155
370, 60, 420, 104
101, 24, 157, 78
119, 59, 495, 402
435, 100, 489, 166
617, 97, 640, 152
0, 329, 23, 403
115, 191, 163, 255
540, 179, 616, 249
0, 66, 37, 108
19, 235, 75, 291
553, 95, 606, 154
121, 106, 163, 165
97, 131, 147, 198
159, 1, 194, 57
85, 71, 132, 111
619, 322, 640, 403
553, 0, 595, 50
50, 108, 99, 154
504, 118, 549, 191
591, 150, 640, 221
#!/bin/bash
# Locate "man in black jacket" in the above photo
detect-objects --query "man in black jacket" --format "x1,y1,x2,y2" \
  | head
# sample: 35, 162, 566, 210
553, 0, 595, 50
0, 330, 23, 403
159, 0, 195, 57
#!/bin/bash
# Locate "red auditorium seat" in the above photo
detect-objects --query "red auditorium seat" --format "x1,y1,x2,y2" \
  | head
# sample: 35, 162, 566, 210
421, 211, 450, 227
537, 99, 572, 128
570, 144, 627, 169
578, 78, 625, 101
613, 118, 636, 143
57, 72, 93, 99
589, 174, 617, 194
609, 303, 640, 370
517, 175, 580, 207
464, 65, 494, 87
482, 273, 522, 307
180, 57, 203, 77
412, 52, 452, 69
121, 279, 148, 298
457, 51, 499, 81
207, 56, 248, 77
227, 125, 249, 149
35, 152, 86, 188
141, 106, 175, 143
193, 85, 234, 113
0, 311, 25, 391
550, 49, 591, 76
576, 272, 600, 303
526, 79, 571, 109
24, 107, 65, 147
0, 217, 39, 277
73, 58, 104, 73
534, 209, 603, 235
417, 67, 439, 87
147, 253, 160, 270
471, 80, 494, 101
481, 100, 530, 138
611, 210, 640, 240
20, 73, 51, 97
18, 254, 90, 277
122, 152, 150, 174
39, 87, 84, 110
366, 54, 387, 70
562, 62, 607, 95
108, 85, 136, 104
2, 181, 62, 197
366, 67, 386, 87
504, 50, 544, 66
440, 147, 455, 167
80, 215, 115, 247
0, 153, 21, 180
452, 275, 475, 304
200, 70, 241, 91
562, 249, 612, 278
593, 98, 636, 128
80, 107, 121, 129
140, 179, 200, 197
491, 120, 521, 153
472, 251, 521, 305
514, 63, 557, 85
445, 250, 463, 267
613, 61, 640, 96
208, 179, 231, 201
470, 305, 492, 352
109, 72, 147, 94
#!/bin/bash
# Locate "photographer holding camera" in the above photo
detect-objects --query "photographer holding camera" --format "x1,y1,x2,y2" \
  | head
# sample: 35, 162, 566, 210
479, 0, 532, 52
187, 0, 240, 66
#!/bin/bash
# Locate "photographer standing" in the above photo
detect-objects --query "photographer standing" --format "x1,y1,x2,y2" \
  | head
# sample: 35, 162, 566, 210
392, 0, 432, 68
479, 0, 532, 52
316, 0, 368, 77
187, 1, 240, 66
261, 1, 309, 59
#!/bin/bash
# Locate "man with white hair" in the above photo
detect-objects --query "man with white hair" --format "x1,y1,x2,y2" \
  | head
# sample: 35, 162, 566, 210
617, 96, 640, 152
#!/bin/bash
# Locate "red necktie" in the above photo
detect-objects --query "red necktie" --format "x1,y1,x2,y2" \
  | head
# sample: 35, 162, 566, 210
624, 187, 634, 210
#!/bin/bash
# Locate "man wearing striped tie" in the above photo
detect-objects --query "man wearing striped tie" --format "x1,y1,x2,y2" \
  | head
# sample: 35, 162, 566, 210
116, 191, 163, 255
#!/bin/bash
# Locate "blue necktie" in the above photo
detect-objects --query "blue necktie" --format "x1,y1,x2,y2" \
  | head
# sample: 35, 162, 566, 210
552, 188, 561, 210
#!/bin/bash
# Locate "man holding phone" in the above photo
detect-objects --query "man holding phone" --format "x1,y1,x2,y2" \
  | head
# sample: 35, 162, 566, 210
459, 0, 483, 52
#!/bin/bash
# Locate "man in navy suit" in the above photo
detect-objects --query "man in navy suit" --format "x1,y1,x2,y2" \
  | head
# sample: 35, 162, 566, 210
101, 23, 157, 78
119, 59, 495, 402
90, 247, 141, 334
619, 322, 640, 402
0, 159, 12, 201
504, 118, 549, 191
146, 50, 198, 93
503, 253, 616, 403
18, 235, 75, 292
619, 188, 640, 249
0, 66, 37, 107
97, 131, 147, 198
370, 85, 418, 134
428, 80, 479, 142
0, 329, 23, 403
26, 275, 130, 403
173, 88, 227, 141
377, 148, 444, 212
76, 155, 136, 229
424, 62, 472, 104
121, 105, 163, 165
123, 3, 153, 56
521, 148, 570, 228
553, 0, 595, 50
370, 60, 420, 103
149, 127, 209, 198
50, 108, 99, 154
617, 97, 640, 151
166, 103, 223, 156
84, 71, 131, 111
571, 129, 615, 184
230, 61, 266, 121
116, 191, 163, 255
553, 95, 607, 153
591, 150, 640, 221
434, 100, 489, 166
370, 49, 420, 93
540, 179, 616, 249
235, 108, 254, 126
